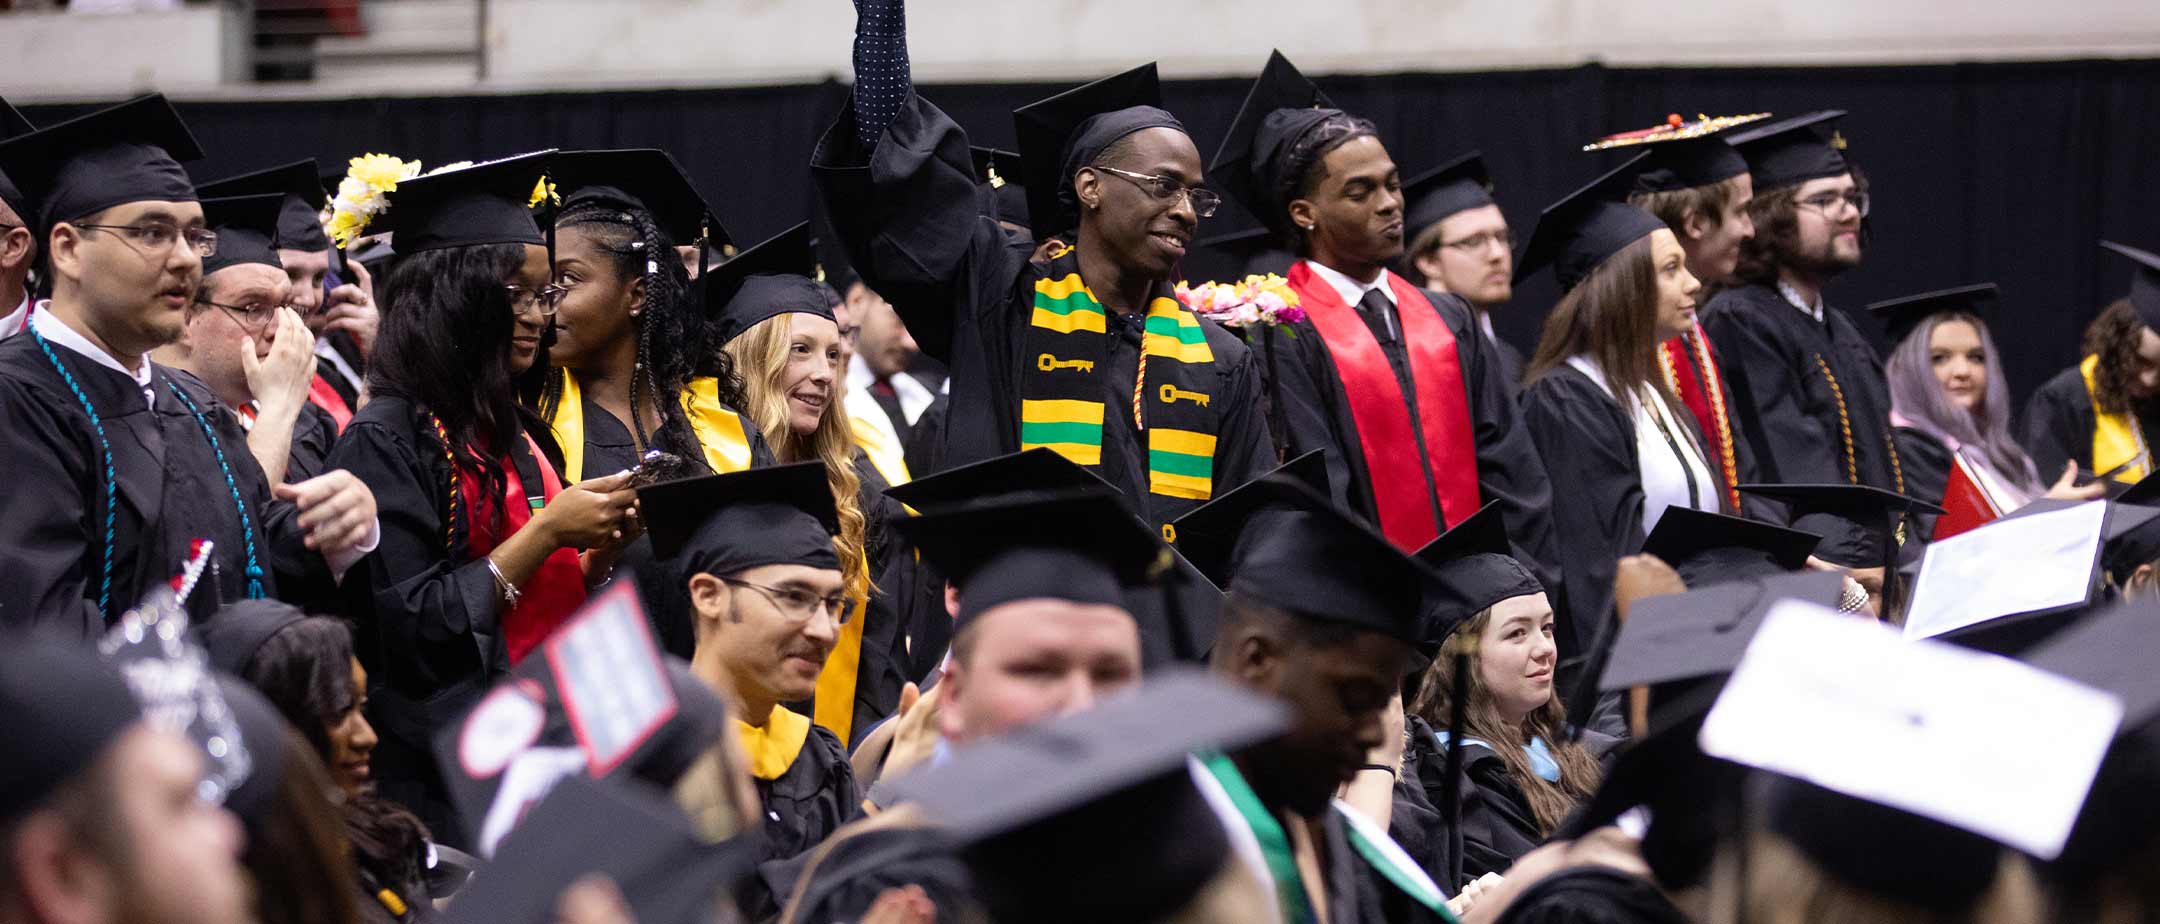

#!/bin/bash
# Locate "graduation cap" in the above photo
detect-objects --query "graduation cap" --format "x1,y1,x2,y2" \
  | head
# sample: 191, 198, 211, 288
1412, 501, 1545, 648
0, 93, 203, 234
1208, 50, 1343, 236
1163, 448, 1329, 582
702, 222, 830, 343
1736, 482, 1942, 573
636, 462, 840, 580
1903, 498, 2141, 652
880, 669, 1289, 924
970, 145, 1030, 229
1866, 282, 1999, 349
1402, 150, 1494, 239
210, 674, 293, 838
2106, 473, 2160, 582
0, 634, 143, 823
197, 598, 307, 676
1640, 506, 1821, 588
1179, 226, 1293, 284
446, 773, 761, 924
2100, 239, 2160, 331
1170, 469, 1437, 644
882, 447, 1124, 512
1012, 63, 1183, 239
196, 159, 333, 253
375, 150, 553, 255
549, 148, 727, 252
2024, 599, 2160, 878
1583, 112, 1772, 195
1512, 157, 1667, 292
198, 194, 288, 277
1598, 570, 1845, 695
0, 96, 39, 219
895, 489, 1170, 629
1726, 109, 1850, 192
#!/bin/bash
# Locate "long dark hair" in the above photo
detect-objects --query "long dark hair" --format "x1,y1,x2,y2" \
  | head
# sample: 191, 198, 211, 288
370, 242, 530, 531
1526, 234, 1673, 415
241, 616, 359, 760
536, 191, 745, 458
245, 734, 361, 924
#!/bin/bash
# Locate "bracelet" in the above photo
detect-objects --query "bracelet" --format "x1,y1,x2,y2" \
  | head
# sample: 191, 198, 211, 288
485, 557, 521, 609
1359, 763, 1398, 779
1836, 577, 1869, 614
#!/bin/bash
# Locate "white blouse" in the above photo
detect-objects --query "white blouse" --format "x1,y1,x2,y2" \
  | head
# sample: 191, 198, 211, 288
1566, 355, 1718, 531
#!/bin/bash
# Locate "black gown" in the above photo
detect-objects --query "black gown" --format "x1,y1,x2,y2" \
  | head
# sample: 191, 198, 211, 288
0, 334, 320, 635
764, 822, 979, 924
1699, 284, 1903, 565
745, 724, 863, 921
1253, 275, 1562, 592
2022, 363, 2160, 483
1396, 716, 1623, 886
285, 400, 339, 484
843, 451, 919, 748
1892, 427, 1954, 540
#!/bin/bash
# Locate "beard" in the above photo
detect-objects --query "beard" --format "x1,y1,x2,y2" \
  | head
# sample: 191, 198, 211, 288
1787, 230, 1864, 280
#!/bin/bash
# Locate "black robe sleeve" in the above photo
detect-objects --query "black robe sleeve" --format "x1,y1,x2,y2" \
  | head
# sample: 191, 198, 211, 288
766, 825, 977, 924
0, 368, 109, 637
1435, 295, 1566, 598
1519, 368, 1641, 665
1247, 318, 1354, 504
286, 401, 337, 484
2022, 365, 2093, 481
1892, 427, 1953, 540
745, 725, 865, 920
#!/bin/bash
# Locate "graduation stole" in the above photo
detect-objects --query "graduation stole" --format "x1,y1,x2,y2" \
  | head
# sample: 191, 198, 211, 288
1284, 263, 1479, 550
1659, 323, 1742, 511
1021, 247, 1219, 505
1196, 751, 1318, 924
306, 373, 354, 433
2081, 354, 2151, 483
543, 369, 756, 482
738, 703, 813, 781
1333, 801, 1456, 920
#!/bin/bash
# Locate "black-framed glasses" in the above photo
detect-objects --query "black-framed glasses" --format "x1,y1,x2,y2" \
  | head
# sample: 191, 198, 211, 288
720, 577, 851, 624
503, 283, 568, 318
1795, 190, 1870, 219
1091, 165, 1222, 218
1441, 229, 1512, 255
194, 296, 290, 335
76, 221, 218, 258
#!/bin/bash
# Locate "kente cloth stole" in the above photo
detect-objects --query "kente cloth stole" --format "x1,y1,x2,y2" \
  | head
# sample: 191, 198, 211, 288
1020, 248, 1220, 503
1659, 324, 1741, 511
545, 369, 756, 482
1285, 263, 1478, 550
738, 704, 813, 781
2082, 354, 2151, 483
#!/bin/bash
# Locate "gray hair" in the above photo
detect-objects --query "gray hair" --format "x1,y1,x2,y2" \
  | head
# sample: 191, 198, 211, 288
1885, 312, 2042, 497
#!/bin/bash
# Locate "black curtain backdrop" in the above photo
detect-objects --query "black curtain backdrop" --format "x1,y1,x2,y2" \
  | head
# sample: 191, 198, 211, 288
27, 58, 2160, 403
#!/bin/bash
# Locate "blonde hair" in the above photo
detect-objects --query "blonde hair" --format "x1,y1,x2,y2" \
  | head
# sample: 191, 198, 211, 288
723, 313, 871, 603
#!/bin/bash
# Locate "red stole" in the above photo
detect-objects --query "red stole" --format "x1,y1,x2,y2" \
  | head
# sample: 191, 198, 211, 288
307, 373, 354, 433
1660, 324, 1741, 511
1286, 263, 1480, 550
461, 431, 587, 664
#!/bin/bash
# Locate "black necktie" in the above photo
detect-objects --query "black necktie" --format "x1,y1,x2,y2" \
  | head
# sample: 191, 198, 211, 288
1358, 288, 1399, 343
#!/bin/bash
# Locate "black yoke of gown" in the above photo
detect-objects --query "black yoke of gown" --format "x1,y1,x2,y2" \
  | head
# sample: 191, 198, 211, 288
743, 724, 864, 921
0, 335, 320, 636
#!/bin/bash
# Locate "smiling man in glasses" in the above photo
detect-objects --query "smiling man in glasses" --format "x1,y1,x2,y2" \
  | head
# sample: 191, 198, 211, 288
812, 3, 1273, 654
1698, 111, 1907, 580
0, 94, 378, 635
152, 194, 338, 487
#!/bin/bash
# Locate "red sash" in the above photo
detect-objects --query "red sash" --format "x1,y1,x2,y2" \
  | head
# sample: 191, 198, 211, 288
1661, 324, 1739, 510
461, 431, 587, 665
308, 373, 355, 434
1932, 452, 2004, 541
1287, 263, 1480, 549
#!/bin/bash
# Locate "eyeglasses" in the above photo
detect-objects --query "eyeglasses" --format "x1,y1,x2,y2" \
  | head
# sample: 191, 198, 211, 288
1441, 229, 1512, 255
1091, 166, 1222, 219
1795, 190, 1870, 219
76, 221, 218, 259
195, 296, 290, 335
503, 283, 569, 318
721, 577, 852, 625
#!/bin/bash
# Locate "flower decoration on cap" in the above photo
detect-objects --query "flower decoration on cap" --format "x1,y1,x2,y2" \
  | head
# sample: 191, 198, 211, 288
327, 152, 422, 249
1175, 273, 1306, 329
528, 176, 557, 209
1581, 112, 1774, 151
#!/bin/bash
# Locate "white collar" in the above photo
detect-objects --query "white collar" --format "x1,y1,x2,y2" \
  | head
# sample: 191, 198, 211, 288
0, 294, 29, 338
1776, 278, 1825, 323
1304, 259, 1394, 308
845, 351, 936, 421
31, 302, 156, 406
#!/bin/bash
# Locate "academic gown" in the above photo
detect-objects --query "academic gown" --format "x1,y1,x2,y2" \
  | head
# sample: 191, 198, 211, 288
1699, 284, 1903, 566
286, 400, 339, 484
744, 724, 863, 921
1254, 271, 1562, 585
1892, 427, 1953, 540
0, 335, 321, 635
2022, 363, 2160, 483
763, 822, 979, 924
1395, 716, 1623, 886
841, 452, 917, 747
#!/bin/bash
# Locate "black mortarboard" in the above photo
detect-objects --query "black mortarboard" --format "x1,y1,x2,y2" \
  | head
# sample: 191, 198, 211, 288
1412, 501, 1545, 647
1598, 571, 1845, 694
1513, 157, 1667, 292
1640, 506, 1821, 588
0, 96, 39, 218
1866, 282, 1999, 349
1737, 482, 1942, 571
374, 151, 552, 254
1209, 50, 1342, 236
2108, 475, 2160, 581
548, 148, 727, 249
881, 670, 1289, 924
1726, 109, 1850, 192
637, 462, 840, 578
0, 93, 202, 234
2100, 240, 2160, 331
1181, 226, 1294, 283
895, 489, 1169, 628
1490, 866, 1691, 924
199, 598, 306, 676
199, 194, 287, 277
1402, 151, 1494, 238
704, 222, 830, 343
1012, 63, 1184, 238
970, 145, 1030, 229
212, 674, 292, 837
1171, 472, 1436, 643
196, 159, 332, 252
1767, 775, 2004, 913
1583, 112, 1772, 195
1164, 449, 1329, 583
0, 635, 142, 823
2025, 600, 2160, 878
447, 774, 760, 924
883, 447, 1124, 512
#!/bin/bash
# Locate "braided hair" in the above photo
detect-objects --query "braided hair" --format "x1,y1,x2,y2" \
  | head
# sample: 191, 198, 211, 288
1273, 112, 1379, 254
543, 190, 746, 463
